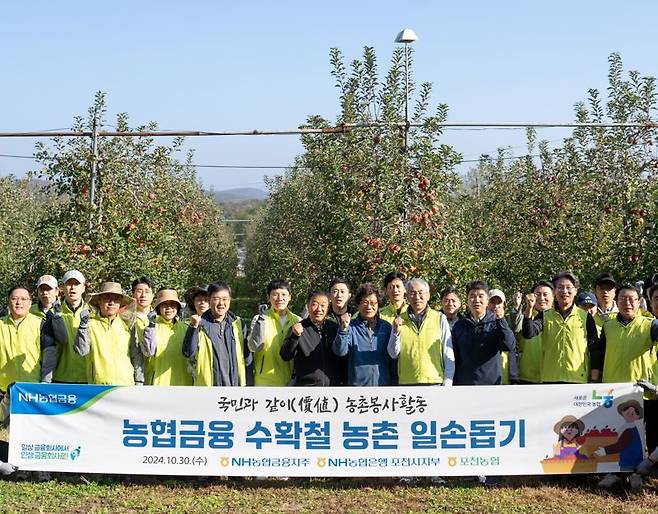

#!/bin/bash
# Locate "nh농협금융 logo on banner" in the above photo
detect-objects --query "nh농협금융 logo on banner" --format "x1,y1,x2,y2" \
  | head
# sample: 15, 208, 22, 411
11, 383, 117, 416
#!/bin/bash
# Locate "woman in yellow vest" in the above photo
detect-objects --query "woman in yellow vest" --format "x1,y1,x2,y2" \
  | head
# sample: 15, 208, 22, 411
247, 279, 300, 386
141, 289, 192, 386
0, 285, 57, 393
74, 282, 144, 385
182, 281, 251, 386
522, 271, 601, 384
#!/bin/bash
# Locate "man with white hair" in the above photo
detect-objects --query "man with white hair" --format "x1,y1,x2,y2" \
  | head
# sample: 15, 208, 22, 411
389, 277, 454, 486
389, 278, 454, 387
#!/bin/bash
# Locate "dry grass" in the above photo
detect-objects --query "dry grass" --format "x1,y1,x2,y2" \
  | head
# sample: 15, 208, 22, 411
0, 474, 656, 514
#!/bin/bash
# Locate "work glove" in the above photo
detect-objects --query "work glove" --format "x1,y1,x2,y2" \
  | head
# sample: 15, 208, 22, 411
0, 462, 18, 475
147, 310, 157, 328
257, 303, 268, 322
79, 309, 90, 327
53, 300, 62, 316
636, 379, 658, 394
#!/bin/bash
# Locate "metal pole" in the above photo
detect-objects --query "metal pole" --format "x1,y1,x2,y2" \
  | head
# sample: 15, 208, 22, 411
403, 42, 409, 153
89, 109, 99, 232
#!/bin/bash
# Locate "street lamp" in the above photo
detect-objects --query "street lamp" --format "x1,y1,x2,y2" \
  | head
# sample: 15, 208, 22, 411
395, 28, 418, 153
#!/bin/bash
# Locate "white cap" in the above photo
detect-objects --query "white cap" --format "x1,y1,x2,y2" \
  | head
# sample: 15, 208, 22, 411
489, 288, 506, 303
36, 274, 58, 290
62, 270, 86, 285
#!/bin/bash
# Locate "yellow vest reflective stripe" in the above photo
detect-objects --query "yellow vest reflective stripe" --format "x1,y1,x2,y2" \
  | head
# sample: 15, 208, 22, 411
397, 308, 445, 385
254, 309, 300, 386
541, 308, 589, 383
146, 317, 193, 386
379, 303, 408, 324
602, 315, 656, 394
53, 301, 89, 383
87, 315, 134, 385
195, 318, 246, 386
0, 313, 42, 390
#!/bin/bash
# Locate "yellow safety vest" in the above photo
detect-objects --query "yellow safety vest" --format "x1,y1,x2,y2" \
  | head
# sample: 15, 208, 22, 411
254, 309, 300, 386
146, 316, 193, 386
195, 318, 247, 386
0, 313, 42, 390
53, 301, 89, 383
602, 314, 657, 398
397, 308, 445, 385
86, 315, 134, 385
29, 304, 48, 320
519, 309, 542, 383
379, 303, 408, 324
593, 306, 619, 336
541, 308, 590, 383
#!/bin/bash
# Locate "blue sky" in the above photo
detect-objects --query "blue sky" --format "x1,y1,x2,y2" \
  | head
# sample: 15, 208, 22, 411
1, 1, 656, 191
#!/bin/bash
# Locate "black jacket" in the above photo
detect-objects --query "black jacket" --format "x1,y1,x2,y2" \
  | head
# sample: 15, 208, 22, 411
280, 317, 344, 386
452, 310, 516, 385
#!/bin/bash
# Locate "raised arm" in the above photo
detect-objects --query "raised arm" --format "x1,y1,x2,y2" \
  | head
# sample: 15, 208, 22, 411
73, 309, 91, 356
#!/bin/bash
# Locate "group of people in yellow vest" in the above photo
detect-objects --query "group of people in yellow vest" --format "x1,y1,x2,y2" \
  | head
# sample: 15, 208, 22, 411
0, 268, 657, 486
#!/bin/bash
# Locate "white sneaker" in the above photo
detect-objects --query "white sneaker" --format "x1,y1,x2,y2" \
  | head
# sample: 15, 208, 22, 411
598, 473, 621, 488
430, 476, 446, 485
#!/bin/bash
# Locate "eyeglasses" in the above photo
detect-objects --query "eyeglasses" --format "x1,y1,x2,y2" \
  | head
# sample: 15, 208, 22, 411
408, 290, 428, 298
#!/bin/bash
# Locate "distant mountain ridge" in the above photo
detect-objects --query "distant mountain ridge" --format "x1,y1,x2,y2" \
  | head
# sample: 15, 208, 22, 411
212, 187, 268, 202
21, 177, 267, 204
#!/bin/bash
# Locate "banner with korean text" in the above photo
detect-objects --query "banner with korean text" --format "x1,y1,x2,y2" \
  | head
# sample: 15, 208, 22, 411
8, 382, 646, 476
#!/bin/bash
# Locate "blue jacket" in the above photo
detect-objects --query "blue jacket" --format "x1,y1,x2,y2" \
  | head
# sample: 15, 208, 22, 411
333, 316, 397, 386
452, 310, 516, 385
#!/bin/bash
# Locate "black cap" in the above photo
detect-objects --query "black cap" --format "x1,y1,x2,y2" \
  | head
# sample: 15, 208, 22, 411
593, 272, 616, 289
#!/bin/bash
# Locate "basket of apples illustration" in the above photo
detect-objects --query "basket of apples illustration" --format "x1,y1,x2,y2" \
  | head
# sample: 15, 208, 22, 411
576, 426, 619, 463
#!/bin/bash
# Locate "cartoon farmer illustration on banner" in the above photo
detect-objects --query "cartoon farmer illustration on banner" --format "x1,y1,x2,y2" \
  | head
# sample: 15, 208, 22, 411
594, 399, 645, 469
553, 415, 585, 458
